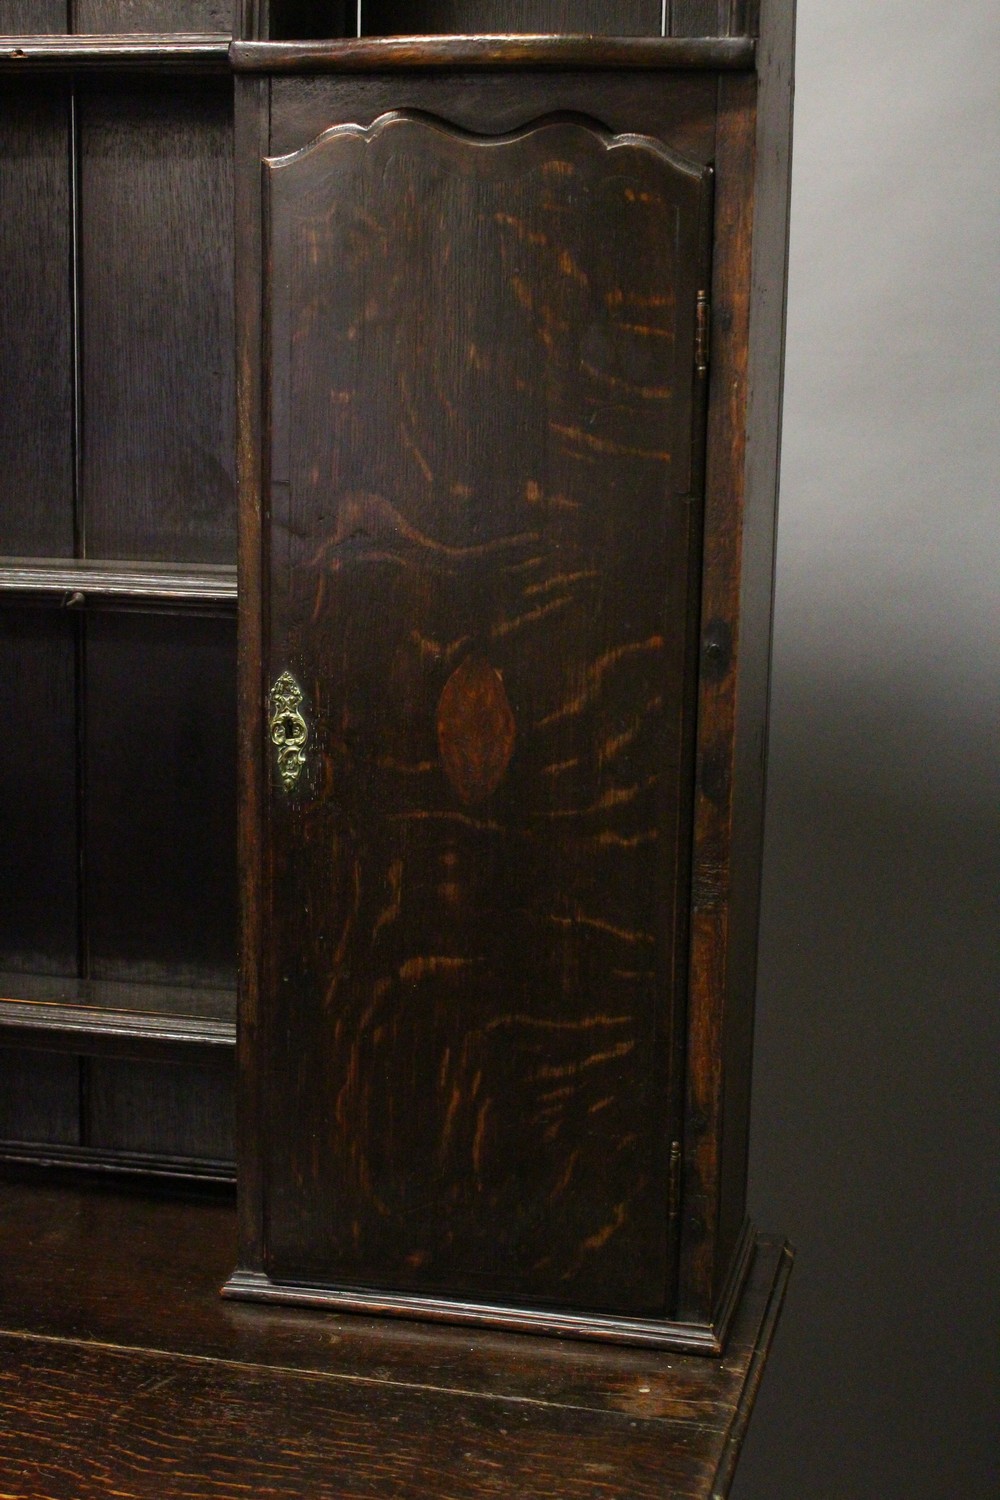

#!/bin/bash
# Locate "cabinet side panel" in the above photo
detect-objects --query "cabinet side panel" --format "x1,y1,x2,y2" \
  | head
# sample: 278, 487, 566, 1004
261, 111, 709, 1316
84, 614, 237, 994
0, 80, 74, 558
715, 0, 795, 1301
361, 3, 663, 35
78, 78, 235, 564
73, 1, 234, 30
0, 612, 79, 977
0, 2, 67, 31
678, 76, 756, 1322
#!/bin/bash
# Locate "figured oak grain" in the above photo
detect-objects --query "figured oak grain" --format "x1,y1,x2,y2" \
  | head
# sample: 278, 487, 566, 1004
258, 108, 711, 1316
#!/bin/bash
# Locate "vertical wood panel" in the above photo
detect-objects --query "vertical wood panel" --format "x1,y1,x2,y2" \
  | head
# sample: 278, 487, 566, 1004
0, 1049, 80, 1144
0, 80, 74, 557
361, 3, 663, 36
79, 79, 235, 564
670, 1, 725, 37
0, 612, 79, 977
0, 1, 67, 31
87, 1057, 234, 1159
73, 1, 234, 30
264, 0, 348, 38
261, 109, 709, 1315
84, 614, 237, 995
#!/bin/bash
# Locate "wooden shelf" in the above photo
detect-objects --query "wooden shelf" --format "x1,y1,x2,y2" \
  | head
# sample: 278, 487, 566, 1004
0, 1177, 792, 1498
0, 1140, 234, 1184
0, 34, 231, 70
0, 559, 237, 612
0, 979, 235, 1062
231, 34, 756, 73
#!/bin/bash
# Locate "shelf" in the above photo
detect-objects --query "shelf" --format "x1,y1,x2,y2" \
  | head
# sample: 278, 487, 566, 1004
0, 34, 232, 70
0, 1140, 234, 1183
0, 559, 237, 612
0, 1178, 792, 1498
231, 34, 756, 72
0, 983, 236, 1062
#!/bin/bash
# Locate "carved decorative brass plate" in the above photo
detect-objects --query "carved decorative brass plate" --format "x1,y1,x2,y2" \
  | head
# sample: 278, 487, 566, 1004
269, 671, 309, 790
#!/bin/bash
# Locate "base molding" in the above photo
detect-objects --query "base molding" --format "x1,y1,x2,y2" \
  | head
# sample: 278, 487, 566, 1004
222, 1223, 757, 1354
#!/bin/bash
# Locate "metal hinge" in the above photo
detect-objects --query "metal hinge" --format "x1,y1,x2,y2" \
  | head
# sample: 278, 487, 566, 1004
695, 290, 711, 374
668, 1139, 683, 1218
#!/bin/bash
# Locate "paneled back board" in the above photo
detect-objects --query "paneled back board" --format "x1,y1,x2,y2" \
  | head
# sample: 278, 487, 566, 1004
229, 2, 796, 1350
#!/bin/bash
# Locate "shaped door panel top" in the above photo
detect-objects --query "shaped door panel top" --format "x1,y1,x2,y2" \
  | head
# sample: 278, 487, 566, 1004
260, 109, 712, 1321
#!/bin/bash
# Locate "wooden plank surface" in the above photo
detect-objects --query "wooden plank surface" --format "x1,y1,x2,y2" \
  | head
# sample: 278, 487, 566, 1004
0, 1179, 791, 1498
78, 77, 235, 563
0, 78, 73, 557
73, 0, 234, 30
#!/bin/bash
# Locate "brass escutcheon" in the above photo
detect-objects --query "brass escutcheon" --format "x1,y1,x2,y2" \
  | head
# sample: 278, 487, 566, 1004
269, 671, 309, 790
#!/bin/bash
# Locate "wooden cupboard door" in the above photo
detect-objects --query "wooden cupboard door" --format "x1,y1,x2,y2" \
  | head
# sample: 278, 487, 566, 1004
261, 109, 711, 1316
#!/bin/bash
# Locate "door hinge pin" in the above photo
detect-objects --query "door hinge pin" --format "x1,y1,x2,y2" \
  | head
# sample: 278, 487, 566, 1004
668, 1139, 682, 1218
695, 290, 710, 375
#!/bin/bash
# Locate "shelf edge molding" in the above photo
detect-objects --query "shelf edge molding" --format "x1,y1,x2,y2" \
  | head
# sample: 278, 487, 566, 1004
230, 35, 757, 74
0, 560, 238, 610
0, 997, 236, 1060
0, 34, 232, 71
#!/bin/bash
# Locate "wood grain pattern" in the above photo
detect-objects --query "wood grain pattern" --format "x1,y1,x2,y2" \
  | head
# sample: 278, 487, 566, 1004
437, 655, 517, 805
268, 70, 719, 164
78, 77, 235, 563
0, 79, 73, 557
670, 0, 726, 36
0, 1049, 79, 1144
0, 1, 67, 32
73, 0, 234, 31
0, 611, 79, 977
84, 613, 237, 992
361, 1, 663, 35
0, 1178, 793, 1499
233, 35, 756, 70
256, 108, 710, 1318
86, 1056, 235, 1159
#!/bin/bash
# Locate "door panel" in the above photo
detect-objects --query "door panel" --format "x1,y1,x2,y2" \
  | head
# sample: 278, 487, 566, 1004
262, 110, 710, 1315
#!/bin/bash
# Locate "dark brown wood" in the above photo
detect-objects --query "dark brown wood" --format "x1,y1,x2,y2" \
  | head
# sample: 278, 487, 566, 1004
0, 559, 237, 610
261, 0, 352, 42
249, 105, 712, 1330
73, 0, 234, 30
0, 79, 73, 557
0, 994, 235, 1058
268, 69, 719, 163
671, 0, 727, 37
233, 70, 269, 1277
0, 1177, 792, 1498
677, 0, 796, 1324
0, 612, 79, 977
232, 34, 756, 70
0, 35, 232, 66
0, 0, 67, 31
84, 613, 237, 993
86, 1056, 235, 1159
78, 77, 235, 563
0, 1049, 79, 1145
361, 2, 664, 35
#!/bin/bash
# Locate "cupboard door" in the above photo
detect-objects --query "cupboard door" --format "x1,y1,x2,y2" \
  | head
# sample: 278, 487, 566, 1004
261, 109, 711, 1316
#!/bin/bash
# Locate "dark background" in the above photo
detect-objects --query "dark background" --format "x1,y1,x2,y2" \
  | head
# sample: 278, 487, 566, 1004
734, 3, 999, 1495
